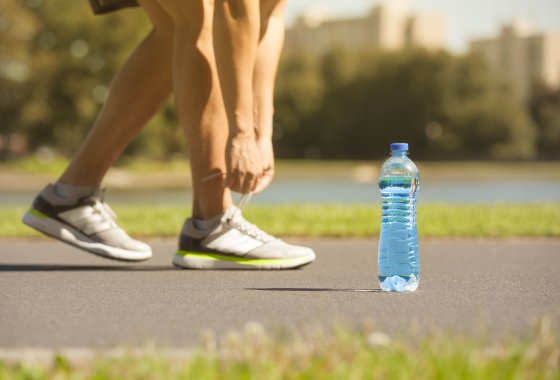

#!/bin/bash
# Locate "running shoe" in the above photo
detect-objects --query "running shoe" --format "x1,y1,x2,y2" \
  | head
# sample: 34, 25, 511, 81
22, 184, 152, 261
173, 206, 316, 269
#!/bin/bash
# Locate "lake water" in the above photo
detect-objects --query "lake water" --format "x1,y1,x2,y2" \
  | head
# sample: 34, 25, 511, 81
1, 179, 559, 205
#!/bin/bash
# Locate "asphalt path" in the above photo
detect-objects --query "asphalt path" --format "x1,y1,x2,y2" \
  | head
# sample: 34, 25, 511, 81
0, 238, 559, 349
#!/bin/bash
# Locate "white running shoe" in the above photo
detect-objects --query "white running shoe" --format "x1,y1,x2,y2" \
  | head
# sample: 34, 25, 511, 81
22, 184, 152, 261
173, 206, 316, 269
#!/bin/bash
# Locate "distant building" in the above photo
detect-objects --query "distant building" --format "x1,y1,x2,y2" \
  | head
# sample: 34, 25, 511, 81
284, 0, 446, 55
470, 20, 560, 99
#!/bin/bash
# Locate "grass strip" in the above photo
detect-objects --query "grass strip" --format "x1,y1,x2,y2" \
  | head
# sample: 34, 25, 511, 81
0, 319, 557, 379
2, 203, 559, 238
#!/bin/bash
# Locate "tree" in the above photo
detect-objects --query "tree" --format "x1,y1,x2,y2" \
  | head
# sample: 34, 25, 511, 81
1, 0, 185, 161
0, 0, 39, 158
273, 48, 536, 160
530, 85, 560, 159
22, 0, 150, 153
273, 52, 325, 157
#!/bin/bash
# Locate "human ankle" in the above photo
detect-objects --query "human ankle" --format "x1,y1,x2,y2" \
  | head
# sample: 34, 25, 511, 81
53, 182, 98, 202
192, 212, 224, 231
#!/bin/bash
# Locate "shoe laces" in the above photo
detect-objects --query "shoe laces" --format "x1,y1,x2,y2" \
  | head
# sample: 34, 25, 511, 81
226, 193, 275, 243
227, 214, 275, 243
83, 189, 117, 228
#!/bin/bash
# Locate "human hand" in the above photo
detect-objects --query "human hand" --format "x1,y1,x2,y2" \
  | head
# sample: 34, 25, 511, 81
253, 138, 275, 194
224, 135, 263, 194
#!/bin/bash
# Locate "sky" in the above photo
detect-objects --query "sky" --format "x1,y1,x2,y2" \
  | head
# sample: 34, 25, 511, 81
284, 0, 560, 52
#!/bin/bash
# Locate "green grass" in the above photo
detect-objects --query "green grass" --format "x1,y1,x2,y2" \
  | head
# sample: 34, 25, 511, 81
1, 319, 558, 379
3, 203, 560, 238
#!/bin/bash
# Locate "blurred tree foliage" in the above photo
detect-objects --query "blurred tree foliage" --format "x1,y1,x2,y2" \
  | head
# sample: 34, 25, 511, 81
530, 85, 560, 159
0, 0, 555, 161
0, 0, 183, 160
275, 48, 537, 160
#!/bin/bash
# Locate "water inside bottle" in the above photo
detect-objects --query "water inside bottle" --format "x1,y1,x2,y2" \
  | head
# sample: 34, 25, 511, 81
378, 175, 419, 292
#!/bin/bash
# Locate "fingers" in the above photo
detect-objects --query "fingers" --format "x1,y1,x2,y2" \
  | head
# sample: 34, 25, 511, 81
224, 170, 260, 194
241, 172, 257, 194
225, 173, 271, 194
224, 161, 273, 194
224, 136, 264, 194
238, 173, 257, 194
252, 171, 273, 194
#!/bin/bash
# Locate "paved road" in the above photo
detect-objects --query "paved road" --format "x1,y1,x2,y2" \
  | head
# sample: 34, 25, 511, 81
0, 239, 559, 349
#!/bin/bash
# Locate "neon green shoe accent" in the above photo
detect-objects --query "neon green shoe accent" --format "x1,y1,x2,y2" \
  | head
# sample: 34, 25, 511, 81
28, 208, 48, 220
176, 250, 306, 266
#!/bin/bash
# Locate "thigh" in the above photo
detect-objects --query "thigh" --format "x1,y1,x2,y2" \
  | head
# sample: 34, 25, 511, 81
143, 0, 210, 26
137, 0, 173, 31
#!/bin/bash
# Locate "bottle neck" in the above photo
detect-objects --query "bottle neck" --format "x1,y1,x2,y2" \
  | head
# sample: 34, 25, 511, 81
391, 150, 408, 157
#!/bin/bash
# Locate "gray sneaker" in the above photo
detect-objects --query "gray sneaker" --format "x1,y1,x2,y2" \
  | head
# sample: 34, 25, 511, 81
22, 184, 152, 261
173, 206, 316, 269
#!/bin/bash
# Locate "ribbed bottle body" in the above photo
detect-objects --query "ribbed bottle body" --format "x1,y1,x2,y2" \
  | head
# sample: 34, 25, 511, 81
378, 175, 419, 291
377, 144, 420, 292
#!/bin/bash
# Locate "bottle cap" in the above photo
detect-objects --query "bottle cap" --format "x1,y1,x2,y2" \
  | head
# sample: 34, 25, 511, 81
390, 143, 408, 151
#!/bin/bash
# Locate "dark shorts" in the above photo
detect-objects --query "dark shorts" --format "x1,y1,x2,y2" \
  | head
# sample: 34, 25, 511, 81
88, 0, 139, 15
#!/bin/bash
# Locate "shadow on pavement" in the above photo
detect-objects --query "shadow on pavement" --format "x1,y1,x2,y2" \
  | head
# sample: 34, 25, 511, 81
0, 264, 175, 272
246, 287, 383, 293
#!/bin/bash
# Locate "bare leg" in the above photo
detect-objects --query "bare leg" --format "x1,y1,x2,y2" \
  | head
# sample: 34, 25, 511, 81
151, 0, 232, 219
214, 0, 263, 194
155, 0, 317, 270
253, 0, 285, 192
58, 1, 174, 187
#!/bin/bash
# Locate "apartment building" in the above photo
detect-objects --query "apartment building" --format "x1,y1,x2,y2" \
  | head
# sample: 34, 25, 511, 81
285, 1, 446, 54
470, 20, 560, 99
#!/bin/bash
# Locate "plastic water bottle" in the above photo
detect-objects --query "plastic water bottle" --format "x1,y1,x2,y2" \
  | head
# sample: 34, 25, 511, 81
378, 143, 420, 292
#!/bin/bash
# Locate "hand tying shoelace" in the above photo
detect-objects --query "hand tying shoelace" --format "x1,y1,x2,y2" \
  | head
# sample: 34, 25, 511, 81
201, 171, 253, 220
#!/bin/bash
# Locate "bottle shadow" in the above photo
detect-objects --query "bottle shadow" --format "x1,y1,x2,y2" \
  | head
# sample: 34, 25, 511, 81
245, 287, 384, 293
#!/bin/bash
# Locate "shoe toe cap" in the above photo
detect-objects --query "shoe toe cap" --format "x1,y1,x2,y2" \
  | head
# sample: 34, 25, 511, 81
250, 240, 315, 260
122, 239, 152, 254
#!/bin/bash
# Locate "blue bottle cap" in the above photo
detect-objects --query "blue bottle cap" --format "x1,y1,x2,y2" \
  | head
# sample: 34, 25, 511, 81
390, 143, 409, 151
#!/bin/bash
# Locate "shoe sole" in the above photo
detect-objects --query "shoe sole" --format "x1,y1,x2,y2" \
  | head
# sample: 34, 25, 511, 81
22, 208, 152, 262
173, 250, 315, 270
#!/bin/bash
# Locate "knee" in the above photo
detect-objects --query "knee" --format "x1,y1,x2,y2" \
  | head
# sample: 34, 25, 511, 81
165, 1, 215, 51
